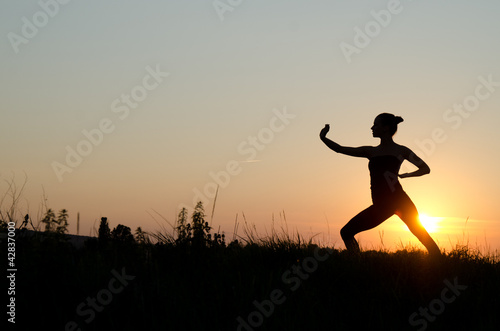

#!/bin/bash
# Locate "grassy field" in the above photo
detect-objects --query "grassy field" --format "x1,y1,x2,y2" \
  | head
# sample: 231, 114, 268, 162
5, 221, 500, 331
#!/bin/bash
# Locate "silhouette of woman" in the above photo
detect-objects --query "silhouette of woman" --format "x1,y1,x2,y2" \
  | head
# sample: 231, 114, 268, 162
319, 113, 441, 255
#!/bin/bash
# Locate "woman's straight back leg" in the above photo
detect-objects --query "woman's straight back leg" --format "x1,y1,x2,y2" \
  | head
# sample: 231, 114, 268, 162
397, 194, 441, 255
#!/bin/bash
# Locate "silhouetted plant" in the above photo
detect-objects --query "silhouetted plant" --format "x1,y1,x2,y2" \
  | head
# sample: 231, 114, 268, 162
0, 218, 7, 231
41, 209, 69, 234
0, 174, 28, 228
20, 213, 29, 229
209, 232, 226, 248
135, 227, 150, 245
191, 201, 211, 248
56, 209, 69, 234
111, 224, 135, 243
173, 202, 216, 248
98, 217, 111, 245
176, 207, 191, 244
41, 209, 56, 232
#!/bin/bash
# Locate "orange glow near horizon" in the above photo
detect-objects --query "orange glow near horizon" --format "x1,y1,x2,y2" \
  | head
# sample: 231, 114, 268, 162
1, 1, 500, 256
418, 213, 442, 233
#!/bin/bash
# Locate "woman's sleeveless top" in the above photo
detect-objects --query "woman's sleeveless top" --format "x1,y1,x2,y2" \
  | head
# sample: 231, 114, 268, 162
368, 155, 404, 202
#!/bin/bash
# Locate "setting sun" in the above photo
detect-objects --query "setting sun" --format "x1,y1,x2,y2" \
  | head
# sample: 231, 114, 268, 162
418, 214, 441, 233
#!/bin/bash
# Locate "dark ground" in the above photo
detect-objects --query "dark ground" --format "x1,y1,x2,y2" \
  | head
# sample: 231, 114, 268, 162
5, 230, 500, 331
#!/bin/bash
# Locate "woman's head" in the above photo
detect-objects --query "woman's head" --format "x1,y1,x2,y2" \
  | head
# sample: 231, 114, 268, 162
372, 113, 404, 137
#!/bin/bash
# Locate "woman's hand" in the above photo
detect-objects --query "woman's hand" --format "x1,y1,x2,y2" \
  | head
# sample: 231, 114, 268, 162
320, 124, 330, 139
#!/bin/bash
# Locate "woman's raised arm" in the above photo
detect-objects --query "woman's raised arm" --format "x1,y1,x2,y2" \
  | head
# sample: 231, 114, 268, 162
319, 124, 372, 158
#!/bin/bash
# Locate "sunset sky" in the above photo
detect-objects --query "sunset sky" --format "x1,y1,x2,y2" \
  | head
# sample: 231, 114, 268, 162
1, 0, 499, 252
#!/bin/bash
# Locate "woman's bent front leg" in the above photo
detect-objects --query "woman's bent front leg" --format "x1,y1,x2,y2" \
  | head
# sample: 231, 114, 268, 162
340, 204, 394, 252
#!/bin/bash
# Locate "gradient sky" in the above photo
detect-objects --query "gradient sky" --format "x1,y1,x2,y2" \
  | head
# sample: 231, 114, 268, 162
1, 0, 499, 252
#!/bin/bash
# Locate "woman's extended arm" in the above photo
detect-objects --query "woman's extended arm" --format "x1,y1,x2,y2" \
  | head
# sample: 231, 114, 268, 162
399, 147, 431, 178
319, 124, 371, 158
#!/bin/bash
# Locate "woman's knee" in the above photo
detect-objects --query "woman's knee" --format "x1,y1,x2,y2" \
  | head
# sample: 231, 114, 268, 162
340, 226, 353, 240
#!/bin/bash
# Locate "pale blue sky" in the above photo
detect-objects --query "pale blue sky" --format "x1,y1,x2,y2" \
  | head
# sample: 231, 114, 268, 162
1, 0, 500, 250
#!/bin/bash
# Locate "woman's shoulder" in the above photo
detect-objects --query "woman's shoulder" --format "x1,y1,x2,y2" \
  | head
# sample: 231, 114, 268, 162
368, 144, 411, 160
395, 144, 412, 158
362, 146, 378, 158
